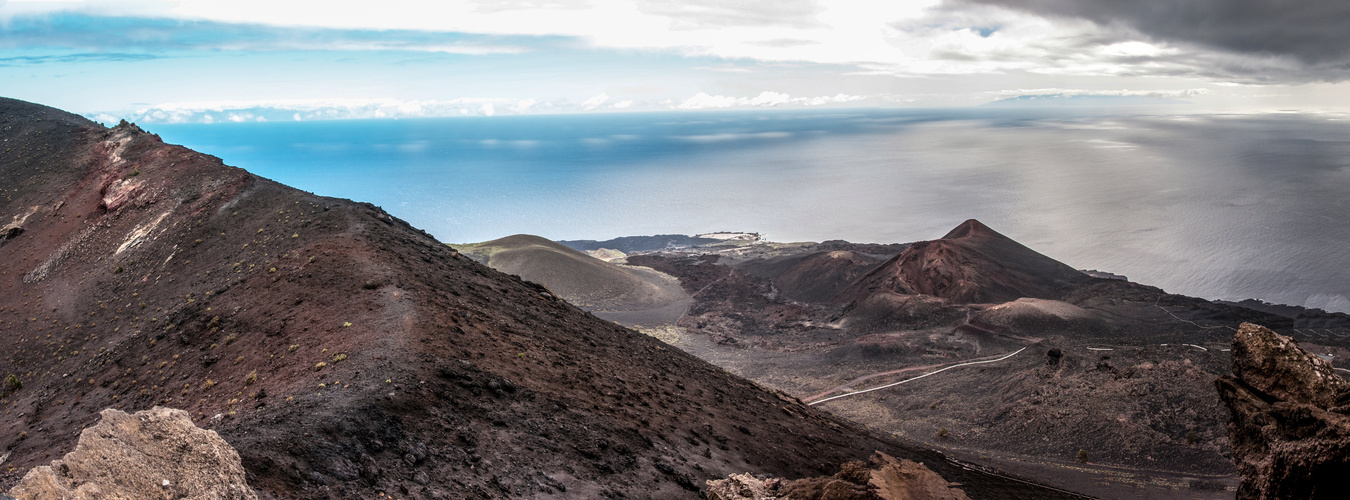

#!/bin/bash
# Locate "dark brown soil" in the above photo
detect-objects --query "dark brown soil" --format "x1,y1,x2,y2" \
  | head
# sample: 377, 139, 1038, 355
737, 250, 887, 304
0, 98, 1082, 499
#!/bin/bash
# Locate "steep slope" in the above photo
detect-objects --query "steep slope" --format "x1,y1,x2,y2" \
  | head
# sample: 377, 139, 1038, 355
0, 98, 1079, 499
840, 219, 1091, 306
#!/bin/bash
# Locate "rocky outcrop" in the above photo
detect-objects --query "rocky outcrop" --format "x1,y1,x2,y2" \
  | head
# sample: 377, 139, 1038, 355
8, 407, 256, 500
705, 452, 969, 500
1215, 323, 1350, 499
705, 473, 791, 500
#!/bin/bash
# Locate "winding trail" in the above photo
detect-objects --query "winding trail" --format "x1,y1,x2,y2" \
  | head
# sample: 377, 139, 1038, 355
807, 347, 1028, 406
1154, 297, 1237, 332
803, 349, 1022, 403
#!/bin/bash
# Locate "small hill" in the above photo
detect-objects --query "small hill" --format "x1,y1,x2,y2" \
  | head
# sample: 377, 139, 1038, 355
840, 219, 1091, 306
459, 234, 686, 317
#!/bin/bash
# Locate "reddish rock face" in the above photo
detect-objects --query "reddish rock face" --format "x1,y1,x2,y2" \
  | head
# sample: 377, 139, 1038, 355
1216, 323, 1350, 499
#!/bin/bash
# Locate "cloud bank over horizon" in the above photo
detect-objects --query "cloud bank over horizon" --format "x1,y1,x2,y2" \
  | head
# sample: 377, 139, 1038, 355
4, 1, 1350, 117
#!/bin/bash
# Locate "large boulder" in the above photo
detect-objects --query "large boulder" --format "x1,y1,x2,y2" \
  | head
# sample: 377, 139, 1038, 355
8, 407, 256, 500
705, 452, 969, 500
1215, 323, 1350, 499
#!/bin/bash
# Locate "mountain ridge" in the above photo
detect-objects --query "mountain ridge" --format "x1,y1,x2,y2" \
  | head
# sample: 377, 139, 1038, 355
0, 97, 1079, 498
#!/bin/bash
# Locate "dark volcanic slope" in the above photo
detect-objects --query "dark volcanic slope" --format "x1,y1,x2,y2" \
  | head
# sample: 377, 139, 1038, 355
460, 234, 683, 311
841, 219, 1091, 305
737, 251, 886, 304
0, 98, 1080, 499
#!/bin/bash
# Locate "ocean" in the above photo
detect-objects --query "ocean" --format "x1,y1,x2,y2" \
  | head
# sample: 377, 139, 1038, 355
149, 108, 1350, 313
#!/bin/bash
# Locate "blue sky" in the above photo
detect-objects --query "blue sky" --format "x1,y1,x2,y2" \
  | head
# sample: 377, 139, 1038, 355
4, 0, 1350, 123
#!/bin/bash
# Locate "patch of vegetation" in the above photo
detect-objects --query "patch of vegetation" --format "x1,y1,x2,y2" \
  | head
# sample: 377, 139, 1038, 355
201, 379, 216, 390
1076, 449, 1089, 464
332, 353, 347, 363
244, 370, 258, 385
936, 427, 949, 439
1185, 430, 1199, 445
2, 374, 20, 393
314, 362, 327, 371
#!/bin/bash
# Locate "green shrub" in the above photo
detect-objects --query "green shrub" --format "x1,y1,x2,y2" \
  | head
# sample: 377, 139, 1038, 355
2, 374, 20, 393
936, 427, 949, 439
1076, 449, 1089, 464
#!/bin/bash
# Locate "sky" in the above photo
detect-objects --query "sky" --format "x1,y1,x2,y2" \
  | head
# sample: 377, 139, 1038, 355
3, 0, 1350, 123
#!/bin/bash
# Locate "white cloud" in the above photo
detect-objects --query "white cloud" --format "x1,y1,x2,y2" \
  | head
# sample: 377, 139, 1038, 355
9, 0, 1350, 86
101, 97, 541, 123
511, 98, 538, 113
678, 92, 741, 109
749, 91, 790, 106
986, 88, 1211, 99
612, 100, 633, 109
581, 92, 609, 110
677, 91, 867, 110
90, 112, 121, 125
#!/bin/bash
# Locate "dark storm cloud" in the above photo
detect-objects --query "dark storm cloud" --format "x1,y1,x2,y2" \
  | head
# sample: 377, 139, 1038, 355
956, 0, 1350, 64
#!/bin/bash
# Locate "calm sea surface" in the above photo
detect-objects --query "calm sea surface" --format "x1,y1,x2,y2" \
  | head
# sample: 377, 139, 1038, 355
151, 109, 1350, 312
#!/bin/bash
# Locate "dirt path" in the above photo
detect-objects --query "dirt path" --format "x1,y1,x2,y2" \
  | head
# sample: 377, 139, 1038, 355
803, 352, 1009, 403
807, 347, 1029, 406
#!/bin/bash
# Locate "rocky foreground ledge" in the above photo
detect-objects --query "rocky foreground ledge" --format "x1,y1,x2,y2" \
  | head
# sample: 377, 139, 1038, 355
1216, 323, 1350, 499
6, 407, 255, 500
705, 452, 969, 500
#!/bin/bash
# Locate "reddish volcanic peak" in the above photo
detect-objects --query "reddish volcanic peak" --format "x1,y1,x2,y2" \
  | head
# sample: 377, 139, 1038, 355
940, 218, 1001, 240
840, 220, 1089, 306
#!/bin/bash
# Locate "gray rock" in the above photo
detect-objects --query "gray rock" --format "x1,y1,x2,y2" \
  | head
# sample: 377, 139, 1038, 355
7, 406, 257, 500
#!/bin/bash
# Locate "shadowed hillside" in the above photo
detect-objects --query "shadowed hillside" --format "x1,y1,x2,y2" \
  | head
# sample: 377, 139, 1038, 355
738, 250, 888, 304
